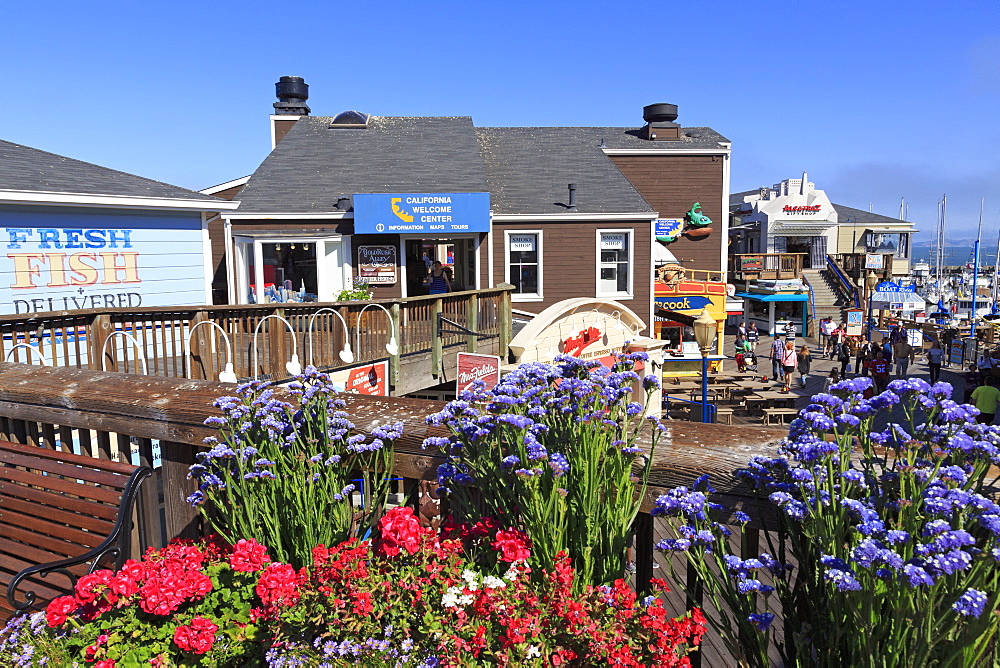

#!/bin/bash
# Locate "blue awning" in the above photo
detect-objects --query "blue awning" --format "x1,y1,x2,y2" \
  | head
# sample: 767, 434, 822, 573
734, 292, 809, 302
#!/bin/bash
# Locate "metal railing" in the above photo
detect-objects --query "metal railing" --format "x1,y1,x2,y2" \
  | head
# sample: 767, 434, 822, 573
826, 255, 861, 308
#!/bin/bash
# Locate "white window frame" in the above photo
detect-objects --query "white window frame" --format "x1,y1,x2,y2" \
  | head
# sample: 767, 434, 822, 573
504, 229, 543, 302
596, 229, 633, 299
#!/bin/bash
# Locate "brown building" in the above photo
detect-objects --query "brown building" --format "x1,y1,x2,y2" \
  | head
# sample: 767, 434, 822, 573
205, 78, 731, 331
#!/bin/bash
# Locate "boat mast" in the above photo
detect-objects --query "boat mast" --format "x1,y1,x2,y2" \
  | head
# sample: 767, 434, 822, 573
994, 213, 1000, 313
971, 198, 983, 335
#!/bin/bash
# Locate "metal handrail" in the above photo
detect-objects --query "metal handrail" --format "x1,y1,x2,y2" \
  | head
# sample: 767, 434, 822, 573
826, 256, 861, 308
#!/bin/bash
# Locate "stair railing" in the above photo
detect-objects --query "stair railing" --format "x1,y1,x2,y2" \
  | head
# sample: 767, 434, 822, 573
826, 256, 861, 308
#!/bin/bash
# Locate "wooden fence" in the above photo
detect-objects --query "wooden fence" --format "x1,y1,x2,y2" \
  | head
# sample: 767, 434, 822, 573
0, 362, 788, 665
0, 288, 512, 391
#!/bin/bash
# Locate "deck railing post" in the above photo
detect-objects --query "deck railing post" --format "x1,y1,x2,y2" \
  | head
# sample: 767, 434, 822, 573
431, 298, 443, 377
390, 302, 401, 384
466, 294, 478, 353
497, 284, 514, 356
160, 441, 200, 542
89, 314, 113, 372
633, 512, 654, 593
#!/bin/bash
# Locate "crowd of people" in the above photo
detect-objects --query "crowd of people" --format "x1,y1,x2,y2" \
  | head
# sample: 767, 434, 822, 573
733, 318, 997, 417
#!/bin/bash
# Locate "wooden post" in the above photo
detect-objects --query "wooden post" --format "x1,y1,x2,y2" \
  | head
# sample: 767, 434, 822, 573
633, 512, 654, 593
390, 302, 401, 386
133, 437, 163, 551
496, 284, 514, 356
431, 298, 443, 378
88, 314, 113, 372
160, 441, 200, 541
466, 294, 478, 353
188, 311, 212, 381
270, 309, 287, 380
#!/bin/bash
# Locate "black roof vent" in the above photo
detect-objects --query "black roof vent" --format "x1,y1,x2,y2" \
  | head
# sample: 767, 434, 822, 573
273, 76, 311, 116
643, 103, 678, 123
330, 110, 370, 127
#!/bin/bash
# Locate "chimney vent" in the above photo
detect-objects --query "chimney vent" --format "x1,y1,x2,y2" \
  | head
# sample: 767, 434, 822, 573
273, 76, 311, 116
641, 102, 680, 141
568, 184, 577, 212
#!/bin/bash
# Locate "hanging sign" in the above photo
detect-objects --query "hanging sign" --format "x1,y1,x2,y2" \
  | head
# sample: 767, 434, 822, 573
738, 255, 764, 271
654, 218, 683, 244
865, 254, 885, 269
357, 245, 397, 284
456, 352, 501, 394
329, 361, 389, 396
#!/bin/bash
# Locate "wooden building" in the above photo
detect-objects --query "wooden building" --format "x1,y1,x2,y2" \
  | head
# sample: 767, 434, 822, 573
205, 78, 732, 334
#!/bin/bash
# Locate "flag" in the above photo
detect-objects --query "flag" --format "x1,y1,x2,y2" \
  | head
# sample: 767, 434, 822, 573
937, 299, 946, 313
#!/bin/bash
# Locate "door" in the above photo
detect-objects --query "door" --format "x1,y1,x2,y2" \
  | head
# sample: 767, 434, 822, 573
317, 240, 345, 301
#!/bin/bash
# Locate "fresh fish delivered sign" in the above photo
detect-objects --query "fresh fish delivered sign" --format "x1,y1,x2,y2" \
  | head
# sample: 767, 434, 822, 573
353, 193, 491, 234
1, 206, 209, 315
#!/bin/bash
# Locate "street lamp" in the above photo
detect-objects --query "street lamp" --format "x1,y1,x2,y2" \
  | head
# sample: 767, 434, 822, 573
693, 308, 717, 423
865, 270, 879, 340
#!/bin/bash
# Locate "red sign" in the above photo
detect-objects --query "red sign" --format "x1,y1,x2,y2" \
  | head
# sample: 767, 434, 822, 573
782, 205, 821, 213
456, 353, 501, 394
562, 327, 601, 357
330, 361, 389, 396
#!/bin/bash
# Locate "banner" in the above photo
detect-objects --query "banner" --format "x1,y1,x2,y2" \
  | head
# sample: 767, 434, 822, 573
329, 361, 389, 396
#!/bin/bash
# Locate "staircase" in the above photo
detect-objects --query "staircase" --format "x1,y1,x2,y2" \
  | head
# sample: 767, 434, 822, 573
803, 268, 850, 322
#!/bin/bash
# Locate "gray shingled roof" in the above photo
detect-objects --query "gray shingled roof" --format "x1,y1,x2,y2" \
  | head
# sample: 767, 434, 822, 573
477, 127, 655, 215
235, 116, 489, 213
0, 139, 216, 201
595, 126, 730, 151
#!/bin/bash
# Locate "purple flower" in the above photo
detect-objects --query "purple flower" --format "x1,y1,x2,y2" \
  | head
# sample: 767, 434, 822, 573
953, 589, 988, 618
548, 452, 570, 477
748, 612, 775, 632
824, 568, 862, 592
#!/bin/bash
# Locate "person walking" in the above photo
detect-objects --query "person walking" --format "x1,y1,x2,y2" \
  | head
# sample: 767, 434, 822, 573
892, 338, 915, 377
857, 339, 877, 376
819, 317, 834, 357
770, 334, 786, 383
797, 345, 812, 389
971, 376, 1000, 424
823, 368, 842, 392
738, 321, 747, 340
868, 351, 891, 393
780, 341, 797, 392
836, 338, 853, 377
425, 261, 451, 295
746, 323, 760, 351
927, 341, 944, 383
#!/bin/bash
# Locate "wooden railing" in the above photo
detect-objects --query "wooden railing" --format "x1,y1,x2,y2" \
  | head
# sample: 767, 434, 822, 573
829, 253, 894, 282
0, 288, 512, 391
729, 253, 806, 280
0, 362, 787, 664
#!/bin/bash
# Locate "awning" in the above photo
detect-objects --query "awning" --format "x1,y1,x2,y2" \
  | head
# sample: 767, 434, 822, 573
735, 292, 809, 302
870, 291, 925, 310
655, 308, 696, 326
769, 223, 836, 236
864, 227, 919, 234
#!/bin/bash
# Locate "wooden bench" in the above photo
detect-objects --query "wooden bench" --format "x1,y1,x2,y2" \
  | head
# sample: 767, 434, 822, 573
762, 408, 800, 426
1, 440, 151, 620
713, 407, 734, 425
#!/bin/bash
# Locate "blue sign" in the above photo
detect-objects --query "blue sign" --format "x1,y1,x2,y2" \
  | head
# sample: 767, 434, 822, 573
874, 281, 916, 293
655, 295, 712, 312
654, 218, 683, 243
353, 193, 491, 235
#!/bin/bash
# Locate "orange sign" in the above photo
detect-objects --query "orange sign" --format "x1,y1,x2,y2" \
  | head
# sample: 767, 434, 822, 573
330, 361, 389, 396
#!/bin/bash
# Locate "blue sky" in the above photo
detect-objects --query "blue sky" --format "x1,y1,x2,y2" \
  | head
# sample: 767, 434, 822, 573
2, 0, 998, 241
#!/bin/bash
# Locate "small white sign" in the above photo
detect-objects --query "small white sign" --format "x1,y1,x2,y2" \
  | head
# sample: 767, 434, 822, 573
509, 235, 536, 252
601, 234, 626, 250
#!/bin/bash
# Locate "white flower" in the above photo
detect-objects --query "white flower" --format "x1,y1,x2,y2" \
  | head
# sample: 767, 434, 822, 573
526, 645, 542, 659
483, 576, 506, 589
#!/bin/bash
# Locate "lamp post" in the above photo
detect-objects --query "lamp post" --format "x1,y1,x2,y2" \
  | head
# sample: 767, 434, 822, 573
693, 308, 717, 423
865, 270, 879, 340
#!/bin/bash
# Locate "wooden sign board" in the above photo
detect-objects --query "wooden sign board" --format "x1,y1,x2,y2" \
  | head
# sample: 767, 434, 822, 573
357, 245, 397, 284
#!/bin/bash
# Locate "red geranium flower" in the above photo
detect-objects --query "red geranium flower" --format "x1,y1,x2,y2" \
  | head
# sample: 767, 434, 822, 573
173, 615, 218, 655
229, 538, 271, 572
45, 595, 77, 627
375, 506, 425, 557
492, 529, 532, 562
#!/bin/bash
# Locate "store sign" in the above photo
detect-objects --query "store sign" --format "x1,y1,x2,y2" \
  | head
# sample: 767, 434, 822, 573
357, 245, 397, 284
949, 340, 965, 366
329, 361, 389, 396
456, 352, 501, 394
655, 295, 712, 312
782, 205, 822, 213
874, 281, 915, 293
738, 255, 764, 271
509, 235, 536, 252
865, 254, 885, 269
654, 218, 683, 243
2, 208, 207, 315
600, 234, 627, 250
353, 193, 491, 235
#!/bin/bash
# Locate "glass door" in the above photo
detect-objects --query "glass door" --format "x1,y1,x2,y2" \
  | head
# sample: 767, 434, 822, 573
317, 240, 344, 301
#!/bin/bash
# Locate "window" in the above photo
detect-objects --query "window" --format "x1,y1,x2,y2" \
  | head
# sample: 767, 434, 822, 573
597, 230, 632, 297
506, 231, 542, 300
865, 232, 909, 259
